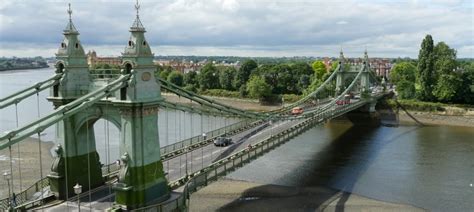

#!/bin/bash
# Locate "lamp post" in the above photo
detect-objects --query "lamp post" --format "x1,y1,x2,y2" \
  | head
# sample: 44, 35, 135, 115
3, 172, 12, 210
73, 183, 82, 212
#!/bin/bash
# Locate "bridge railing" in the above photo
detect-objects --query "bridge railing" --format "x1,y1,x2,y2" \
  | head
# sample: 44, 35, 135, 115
0, 161, 123, 211
0, 177, 49, 210
160, 119, 263, 159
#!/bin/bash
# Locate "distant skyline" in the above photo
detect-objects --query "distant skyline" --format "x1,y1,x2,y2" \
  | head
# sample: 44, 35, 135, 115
0, 0, 472, 58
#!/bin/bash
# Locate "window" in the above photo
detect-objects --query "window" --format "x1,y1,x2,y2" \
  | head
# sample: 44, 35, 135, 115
143, 41, 147, 46
75, 42, 79, 48
61, 42, 66, 48
128, 40, 134, 47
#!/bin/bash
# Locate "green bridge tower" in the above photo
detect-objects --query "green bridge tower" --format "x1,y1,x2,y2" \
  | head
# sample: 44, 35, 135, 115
47, 2, 169, 209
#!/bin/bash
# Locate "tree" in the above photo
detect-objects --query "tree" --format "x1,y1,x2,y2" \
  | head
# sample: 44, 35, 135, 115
184, 71, 198, 86
417, 35, 436, 101
159, 69, 171, 80
456, 64, 474, 104
433, 73, 462, 102
167, 71, 184, 86
297, 74, 311, 93
234, 59, 257, 89
219, 67, 236, 90
246, 76, 272, 99
434, 42, 457, 76
396, 80, 416, 99
198, 63, 220, 90
390, 62, 417, 84
311, 61, 327, 80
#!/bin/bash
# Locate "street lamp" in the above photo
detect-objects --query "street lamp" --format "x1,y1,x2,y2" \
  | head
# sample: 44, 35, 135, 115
73, 183, 82, 212
3, 172, 12, 210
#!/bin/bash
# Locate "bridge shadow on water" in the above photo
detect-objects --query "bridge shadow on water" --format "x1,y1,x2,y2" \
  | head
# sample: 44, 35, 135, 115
217, 117, 422, 212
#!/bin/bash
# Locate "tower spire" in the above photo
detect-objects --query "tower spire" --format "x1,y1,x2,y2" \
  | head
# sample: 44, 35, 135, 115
131, 0, 145, 31
67, 3, 72, 22
135, 0, 140, 19
64, 3, 78, 34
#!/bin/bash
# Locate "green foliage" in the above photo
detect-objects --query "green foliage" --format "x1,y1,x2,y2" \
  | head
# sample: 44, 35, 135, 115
390, 62, 417, 84
417, 34, 436, 101
304, 78, 323, 95
434, 42, 457, 76
311, 61, 327, 80
297, 75, 311, 93
391, 62, 417, 100
184, 71, 198, 86
159, 69, 171, 80
433, 73, 462, 102
239, 84, 248, 98
282, 94, 301, 103
219, 67, 236, 90
396, 80, 416, 99
199, 89, 241, 98
167, 71, 184, 86
234, 59, 257, 89
246, 76, 272, 99
456, 64, 474, 104
198, 63, 220, 90
183, 84, 198, 93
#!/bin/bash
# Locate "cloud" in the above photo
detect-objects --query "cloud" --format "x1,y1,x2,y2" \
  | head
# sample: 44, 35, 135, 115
336, 21, 348, 25
0, 0, 472, 58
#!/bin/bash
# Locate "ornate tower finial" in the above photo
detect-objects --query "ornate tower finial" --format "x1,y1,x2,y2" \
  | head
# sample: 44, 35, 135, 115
67, 3, 73, 21
130, 0, 145, 31
135, 0, 140, 18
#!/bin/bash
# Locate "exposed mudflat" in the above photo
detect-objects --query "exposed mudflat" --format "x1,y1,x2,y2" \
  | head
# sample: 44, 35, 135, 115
189, 178, 426, 212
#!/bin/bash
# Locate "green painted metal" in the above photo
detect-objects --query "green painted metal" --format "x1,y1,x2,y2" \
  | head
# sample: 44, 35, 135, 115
0, 73, 63, 109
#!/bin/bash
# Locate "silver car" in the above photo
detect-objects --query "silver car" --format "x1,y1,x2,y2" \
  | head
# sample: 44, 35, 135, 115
214, 137, 232, 146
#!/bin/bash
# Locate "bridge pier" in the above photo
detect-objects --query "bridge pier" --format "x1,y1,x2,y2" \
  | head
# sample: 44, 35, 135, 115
344, 101, 381, 126
113, 104, 170, 209
48, 117, 104, 199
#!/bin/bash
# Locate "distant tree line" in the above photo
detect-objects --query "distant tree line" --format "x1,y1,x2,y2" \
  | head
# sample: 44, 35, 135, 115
390, 35, 474, 104
0, 57, 48, 71
157, 59, 334, 103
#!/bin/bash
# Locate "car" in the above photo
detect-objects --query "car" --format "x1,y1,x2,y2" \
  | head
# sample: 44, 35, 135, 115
291, 107, 304, 115
214, 137, 232, 146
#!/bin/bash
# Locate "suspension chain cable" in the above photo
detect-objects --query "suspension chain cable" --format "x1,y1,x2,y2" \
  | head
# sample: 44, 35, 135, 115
200, 111, 204, 169
15, 103, 22, 192
189, 100, 193, 173
86, 118, 92, 209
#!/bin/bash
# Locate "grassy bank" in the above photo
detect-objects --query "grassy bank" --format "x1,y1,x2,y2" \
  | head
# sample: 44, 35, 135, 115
387, 99, 474, 113
197, 89, 302, 104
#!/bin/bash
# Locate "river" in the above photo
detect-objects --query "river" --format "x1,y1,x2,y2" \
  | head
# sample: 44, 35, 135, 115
227, 122, 474, 211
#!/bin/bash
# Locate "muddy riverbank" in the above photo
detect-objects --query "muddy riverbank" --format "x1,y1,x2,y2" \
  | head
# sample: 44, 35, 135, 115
189, 178, 425, 211
0, 138, 54, 199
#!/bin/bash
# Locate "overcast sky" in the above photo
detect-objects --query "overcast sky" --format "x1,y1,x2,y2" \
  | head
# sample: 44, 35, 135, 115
0, 0, 472, 58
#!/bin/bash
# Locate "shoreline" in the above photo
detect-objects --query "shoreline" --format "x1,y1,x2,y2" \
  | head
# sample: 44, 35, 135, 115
0, 138, 54, 199
189, 178, 425, 211
398, 112, 474, 127
163, 93, 474, 127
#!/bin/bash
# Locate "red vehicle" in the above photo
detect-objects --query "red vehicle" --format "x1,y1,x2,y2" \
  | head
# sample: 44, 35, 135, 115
336, 95, 351, 105
291, 107, 304, 115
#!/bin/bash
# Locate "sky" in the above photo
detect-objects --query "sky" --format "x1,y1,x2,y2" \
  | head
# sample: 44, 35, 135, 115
0, 0, 472, 58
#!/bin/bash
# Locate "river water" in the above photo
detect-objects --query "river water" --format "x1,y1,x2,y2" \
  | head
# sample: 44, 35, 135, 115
1, 68, 474, 211
228, 122, 474, 211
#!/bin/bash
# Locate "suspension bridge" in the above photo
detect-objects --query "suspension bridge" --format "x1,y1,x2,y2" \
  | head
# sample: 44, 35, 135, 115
0, 2, 389, 211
